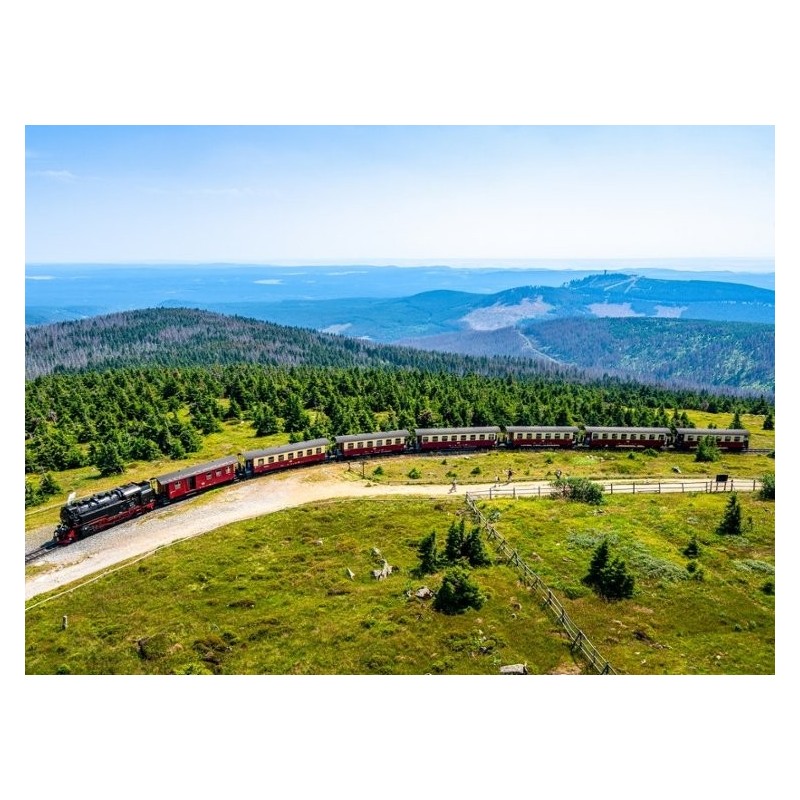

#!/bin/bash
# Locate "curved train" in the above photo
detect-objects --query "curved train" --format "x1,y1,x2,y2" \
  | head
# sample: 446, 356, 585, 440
52, 424, 750, 545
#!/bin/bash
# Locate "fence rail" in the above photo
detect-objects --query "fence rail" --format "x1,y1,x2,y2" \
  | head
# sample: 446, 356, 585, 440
469, 477, 762, 501
464, 494, 617, 675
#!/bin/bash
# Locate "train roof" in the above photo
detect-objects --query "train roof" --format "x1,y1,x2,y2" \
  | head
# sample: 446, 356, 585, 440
583, 426, 672, 434
675, 428, 750, 436
414, 426, 502, 435
241, 439, 330, 459
334, 430, 409, 444
506, 425, 580, 433
154, 456, 239, 484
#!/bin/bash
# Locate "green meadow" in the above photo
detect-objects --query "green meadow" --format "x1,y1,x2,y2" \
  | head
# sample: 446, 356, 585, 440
25, 490, 774, 675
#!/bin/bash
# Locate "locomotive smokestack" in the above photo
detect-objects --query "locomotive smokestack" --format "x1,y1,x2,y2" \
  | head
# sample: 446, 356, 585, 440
66, 491, 76, 505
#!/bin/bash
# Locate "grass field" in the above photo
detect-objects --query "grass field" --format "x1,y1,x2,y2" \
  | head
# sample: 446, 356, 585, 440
25, 490, 774, 675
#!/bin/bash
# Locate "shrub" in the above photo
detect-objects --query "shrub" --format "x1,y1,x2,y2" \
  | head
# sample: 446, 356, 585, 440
695, 436, 720, 463
551, 476, 603, 505
759, 472, 775, 500
682, 535, 700, 558
372, 466, 384, 476
761, 580, 775, 595
407, 467, 421, 480
642, 448, 659, 457
433, 567, 486, 614
470, 466, 482, 476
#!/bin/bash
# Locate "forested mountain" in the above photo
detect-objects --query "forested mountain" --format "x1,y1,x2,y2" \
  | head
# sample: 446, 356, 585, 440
24, 307, 564, 382
400, 318, 775, 394
26, 361, 771, 477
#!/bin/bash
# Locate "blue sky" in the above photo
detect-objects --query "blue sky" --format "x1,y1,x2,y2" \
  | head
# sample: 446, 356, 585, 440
25, 125, 774, 266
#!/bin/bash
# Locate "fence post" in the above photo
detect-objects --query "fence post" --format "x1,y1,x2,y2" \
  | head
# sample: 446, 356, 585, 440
632, 482, 636, 494
610, 483, 613, 495
513, 487, 516, 498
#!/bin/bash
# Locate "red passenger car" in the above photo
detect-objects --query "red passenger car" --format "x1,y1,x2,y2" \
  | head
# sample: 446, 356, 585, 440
415, 426, 501, 451
673, 428, 749, 451
583, 426, 671, 449
506, 426, 579, 448
334, 430, 409, 458
241, 438, 330, 476
153, 456, 239, 503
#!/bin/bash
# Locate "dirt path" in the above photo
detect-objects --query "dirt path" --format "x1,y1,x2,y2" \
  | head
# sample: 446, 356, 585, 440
25, 468, 749, 602
25, 467, 520, 601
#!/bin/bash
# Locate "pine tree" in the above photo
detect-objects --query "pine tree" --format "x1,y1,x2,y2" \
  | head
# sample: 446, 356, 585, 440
39, 472, 61, 497
463, 526, 491, 567
417, 531, 440, 575
445, 519, 466, 563
584, 539, 610, 589
717, 493, 743, 536
730, 409, 743, 429
763, 411, 774, 430
433, 567, 486, 614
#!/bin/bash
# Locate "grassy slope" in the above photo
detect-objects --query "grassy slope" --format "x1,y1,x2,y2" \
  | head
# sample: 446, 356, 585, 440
25, 492, 774, 675
25, 497, 582, 675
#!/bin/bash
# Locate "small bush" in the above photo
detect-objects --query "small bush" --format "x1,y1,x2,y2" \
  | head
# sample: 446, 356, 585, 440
433, 567, 486, 614
759, 472, 775, 500
470, 466, 482, 476
407, 467, 421, 480
761, 580, 775, 595
372, 466, 384, 476
552, 476, 604, 505
682, 535, 700, 558
642, 448, 659, 457
695, 436, 721, 463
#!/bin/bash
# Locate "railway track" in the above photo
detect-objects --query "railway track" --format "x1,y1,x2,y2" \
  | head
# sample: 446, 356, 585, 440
25, 543, 55, 564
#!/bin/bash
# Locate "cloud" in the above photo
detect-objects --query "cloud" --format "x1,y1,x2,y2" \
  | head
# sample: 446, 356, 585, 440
31, 169, 76, 182
254, 279, 282, 285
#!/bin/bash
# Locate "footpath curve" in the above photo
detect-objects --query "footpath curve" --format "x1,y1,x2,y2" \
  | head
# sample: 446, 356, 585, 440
24, 467, 757, 602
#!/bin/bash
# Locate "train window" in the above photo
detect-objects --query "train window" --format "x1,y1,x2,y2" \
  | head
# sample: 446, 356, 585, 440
278, 455, 284, 462
288, 453, 294, 460
470, 434, 476, 440
733, 437, 740, 442
257, 459, 264, 467
658, 435, 664, 440
724, 436, 731, 441
649, 434, 655, 439
461, 435, 467, 441
432, 436, 439, 442
377, 440, 383, 446
489, 434, 495, 440
306, 449, 312, 456
316, 448, 322, 454
611, 433, 617, 439
620, 433, 627, 440
347, 442, 354, 449
268, 456, 274, 463
366, 441, 373, 447
175, 481, 182, 488
206, 473, 213, 480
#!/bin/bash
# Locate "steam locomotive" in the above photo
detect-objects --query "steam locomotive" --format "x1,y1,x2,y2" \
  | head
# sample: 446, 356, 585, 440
51, 423, 750, 545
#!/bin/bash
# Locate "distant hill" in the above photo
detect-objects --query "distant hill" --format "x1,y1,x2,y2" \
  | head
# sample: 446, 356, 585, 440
401, 317, 774, 395
23, 307, 568, 381
25, 306, 774, 397
186, 272, 774, 342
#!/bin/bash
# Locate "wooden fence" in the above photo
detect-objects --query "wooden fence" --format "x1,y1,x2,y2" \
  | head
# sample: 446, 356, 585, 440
464, 493, 617, 675
470, 477, 762, 501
